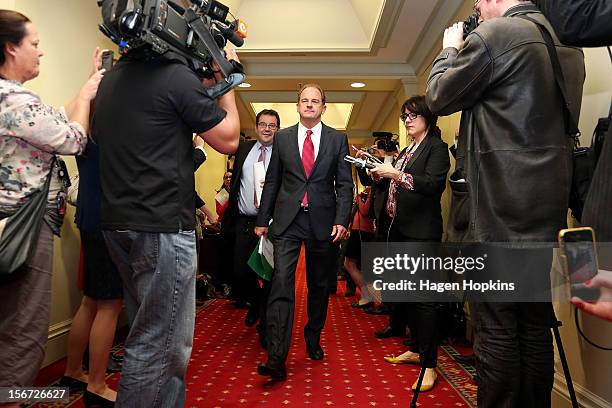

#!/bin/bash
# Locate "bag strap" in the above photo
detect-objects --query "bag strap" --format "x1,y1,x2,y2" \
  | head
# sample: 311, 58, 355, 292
43, 156, 57, 192
519, 15, 581, 144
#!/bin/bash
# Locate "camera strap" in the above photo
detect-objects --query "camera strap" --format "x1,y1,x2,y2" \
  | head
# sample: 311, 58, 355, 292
519, 15, 581, 143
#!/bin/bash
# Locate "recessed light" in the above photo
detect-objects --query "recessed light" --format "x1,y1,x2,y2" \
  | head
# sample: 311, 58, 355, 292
351, 82, 366, 88
238, 82, 252, 88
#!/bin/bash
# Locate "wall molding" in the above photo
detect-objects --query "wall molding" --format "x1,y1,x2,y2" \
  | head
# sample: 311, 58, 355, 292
553, 372, 611, 408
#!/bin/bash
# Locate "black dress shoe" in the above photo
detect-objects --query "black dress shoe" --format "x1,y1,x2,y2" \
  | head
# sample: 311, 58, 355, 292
58, 376, 87, 391
364, 304, 392, 315
455, 354, 476, 365
374, 326, 403, 339
245, 308, 259, 327
257, 362, 287, 380
351, 301, 373, 308
83, 390, 115, 408
306, 343, 324, 360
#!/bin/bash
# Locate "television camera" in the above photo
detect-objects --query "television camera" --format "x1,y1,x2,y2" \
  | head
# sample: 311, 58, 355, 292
372, 131, 399, 153
97, 0, 247, 98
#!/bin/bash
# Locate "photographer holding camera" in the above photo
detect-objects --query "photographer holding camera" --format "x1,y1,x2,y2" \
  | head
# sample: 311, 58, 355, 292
426, 1, 585, 407
92, 44, 240, 408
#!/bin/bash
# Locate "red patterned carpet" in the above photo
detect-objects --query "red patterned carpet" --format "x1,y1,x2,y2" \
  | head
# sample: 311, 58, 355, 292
30, 251, 477, 407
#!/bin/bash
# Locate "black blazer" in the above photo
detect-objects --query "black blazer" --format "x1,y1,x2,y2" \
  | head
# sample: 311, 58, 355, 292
386, 135, 450, 241
256, 123, 354, 241
222, 139, 257, 233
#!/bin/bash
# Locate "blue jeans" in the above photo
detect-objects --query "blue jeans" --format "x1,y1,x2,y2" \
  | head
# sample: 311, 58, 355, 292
104, 230, 197, 408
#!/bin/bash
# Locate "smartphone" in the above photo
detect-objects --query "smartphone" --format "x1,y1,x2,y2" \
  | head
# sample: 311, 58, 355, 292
101, 50, 114, 71
558, 227, 600, 301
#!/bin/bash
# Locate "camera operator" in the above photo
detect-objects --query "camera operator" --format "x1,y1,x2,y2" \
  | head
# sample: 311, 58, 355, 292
92, 46, 240, 406
426, 1, 585, 407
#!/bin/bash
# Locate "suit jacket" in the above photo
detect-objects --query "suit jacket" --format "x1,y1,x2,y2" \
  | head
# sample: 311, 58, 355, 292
384, 135, 450, 241
222, 139, 257, 234
256, 123, 354, 241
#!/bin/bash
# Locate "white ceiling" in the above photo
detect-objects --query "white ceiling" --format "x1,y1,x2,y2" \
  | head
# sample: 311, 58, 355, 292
221, 0, 468, 141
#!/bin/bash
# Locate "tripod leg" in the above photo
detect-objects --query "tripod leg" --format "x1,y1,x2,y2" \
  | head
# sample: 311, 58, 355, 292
551, 311, 579, 408
410, 367, 426, 408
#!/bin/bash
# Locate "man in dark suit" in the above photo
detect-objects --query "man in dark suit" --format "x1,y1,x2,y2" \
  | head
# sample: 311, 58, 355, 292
255, 84, 354, 380
222, 109, 280, 347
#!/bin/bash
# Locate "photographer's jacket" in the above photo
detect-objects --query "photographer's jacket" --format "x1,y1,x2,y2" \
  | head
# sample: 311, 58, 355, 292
426, 4, 585, 242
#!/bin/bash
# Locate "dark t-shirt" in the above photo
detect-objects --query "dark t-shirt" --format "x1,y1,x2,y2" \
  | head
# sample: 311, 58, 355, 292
93, 59, 225, 232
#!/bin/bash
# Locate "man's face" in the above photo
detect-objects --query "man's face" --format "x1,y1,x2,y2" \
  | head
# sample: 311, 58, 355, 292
475, 0, 500, 21
255, 114, 278, 146
297, 87, 326, 122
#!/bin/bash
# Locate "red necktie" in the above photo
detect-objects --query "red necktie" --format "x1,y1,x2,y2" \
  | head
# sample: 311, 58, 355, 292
301, 130, 314, 206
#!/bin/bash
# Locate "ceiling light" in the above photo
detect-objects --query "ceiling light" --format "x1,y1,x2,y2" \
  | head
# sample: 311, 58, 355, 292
238, 82, 252, 88
351, 82, 366, 88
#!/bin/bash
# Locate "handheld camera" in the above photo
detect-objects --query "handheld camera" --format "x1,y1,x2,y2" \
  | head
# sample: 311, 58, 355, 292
97, 0, 247, 98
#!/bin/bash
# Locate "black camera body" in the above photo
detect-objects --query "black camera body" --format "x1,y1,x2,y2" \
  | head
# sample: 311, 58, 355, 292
372, 131, 399, 152
98, 0, 245, 95
463, 13, 480, 39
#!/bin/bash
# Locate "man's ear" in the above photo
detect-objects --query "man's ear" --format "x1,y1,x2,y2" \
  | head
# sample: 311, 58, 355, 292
321, 104, 327, 115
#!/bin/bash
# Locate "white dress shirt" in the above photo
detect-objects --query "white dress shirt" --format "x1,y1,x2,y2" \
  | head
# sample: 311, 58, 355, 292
238, 141, 272, 216
297, 121, 322, 160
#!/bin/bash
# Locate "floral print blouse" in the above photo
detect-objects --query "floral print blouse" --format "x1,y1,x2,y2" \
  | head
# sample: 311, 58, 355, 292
0, 79, 87, 215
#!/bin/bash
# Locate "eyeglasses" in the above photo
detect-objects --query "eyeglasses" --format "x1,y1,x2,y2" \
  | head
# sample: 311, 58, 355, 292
473, 0, 482, 14
223, 175, 232, 179
257, 122, 278, 130
400, 112, 420, 122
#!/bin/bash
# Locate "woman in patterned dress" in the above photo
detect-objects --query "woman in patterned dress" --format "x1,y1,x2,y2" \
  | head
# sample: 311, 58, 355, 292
0, 9, 104, 395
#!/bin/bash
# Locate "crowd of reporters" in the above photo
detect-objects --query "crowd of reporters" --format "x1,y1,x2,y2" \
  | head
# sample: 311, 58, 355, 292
1, 1, 611, 407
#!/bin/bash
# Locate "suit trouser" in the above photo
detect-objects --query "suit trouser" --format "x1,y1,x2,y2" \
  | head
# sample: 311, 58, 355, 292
471, 302, 554, 408
233, 216, 263, 311
267, 209, 338, 364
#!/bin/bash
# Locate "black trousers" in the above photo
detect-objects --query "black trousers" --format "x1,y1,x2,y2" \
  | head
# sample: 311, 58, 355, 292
266, 209, 338, 364
233, 216, 262, 310
471, 302, 554, 408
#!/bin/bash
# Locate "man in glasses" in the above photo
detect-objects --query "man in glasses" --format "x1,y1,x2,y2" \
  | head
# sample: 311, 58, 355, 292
223, 109, 280, 347
426, 1, 584, 407
255, 84, 353, 380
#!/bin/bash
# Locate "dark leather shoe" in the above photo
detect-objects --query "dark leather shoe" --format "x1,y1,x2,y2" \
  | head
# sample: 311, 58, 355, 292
257, 362, 286, 380
245, 308, 259, 327
374, 326, 403, 339
455, 354, 476, 365
58, 376, 87, 391
306, 343, 324, 360
83, 390, 115, 408
364, 304, 392, 315
351, 301, 373, 308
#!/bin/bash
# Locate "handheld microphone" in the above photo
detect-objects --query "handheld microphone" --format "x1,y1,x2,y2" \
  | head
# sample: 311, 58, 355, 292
344, 155, 375, 169
218, 24, 244, 47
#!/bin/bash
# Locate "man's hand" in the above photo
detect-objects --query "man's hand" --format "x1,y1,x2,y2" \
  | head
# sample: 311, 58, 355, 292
370, 162, 401, 180
331, 225, 348, 243
443, 22, 465, 50
193, 136, 205, 149
255, 226, 268, 237
571, 269, 612, 322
